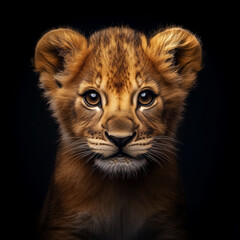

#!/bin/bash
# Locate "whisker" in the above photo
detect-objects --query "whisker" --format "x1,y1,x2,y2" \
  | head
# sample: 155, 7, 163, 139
62, 146, 90, 157
150, 143, 177, 151
59, 136, 96, 163
155, 151, 173, 165
90, 163, 99, 178
61, 141, 88, 151
81, 152, 99, 169
153, 135, 182, 145
150, 146, 177, 156
143, 153, 163, 167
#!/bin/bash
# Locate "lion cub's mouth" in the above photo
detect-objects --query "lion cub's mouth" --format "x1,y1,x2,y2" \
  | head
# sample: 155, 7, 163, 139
104, 151, 133, 160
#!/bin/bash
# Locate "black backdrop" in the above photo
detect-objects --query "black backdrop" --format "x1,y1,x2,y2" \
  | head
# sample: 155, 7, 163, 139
10, 5, 239, 240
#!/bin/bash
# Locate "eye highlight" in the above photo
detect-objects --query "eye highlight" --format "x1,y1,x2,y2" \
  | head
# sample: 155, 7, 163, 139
138, 90, 155, 107
83, 90, 101, 107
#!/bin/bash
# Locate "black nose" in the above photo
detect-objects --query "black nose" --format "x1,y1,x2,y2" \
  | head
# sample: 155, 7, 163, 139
105, 132, 136, 148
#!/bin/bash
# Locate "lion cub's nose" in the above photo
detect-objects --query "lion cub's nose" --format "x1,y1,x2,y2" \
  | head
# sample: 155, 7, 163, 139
105, 132, 136, 148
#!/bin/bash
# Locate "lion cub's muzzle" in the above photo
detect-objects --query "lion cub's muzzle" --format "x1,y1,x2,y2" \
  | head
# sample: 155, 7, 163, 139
104, 131, 137, 158
91, 116, 148, 176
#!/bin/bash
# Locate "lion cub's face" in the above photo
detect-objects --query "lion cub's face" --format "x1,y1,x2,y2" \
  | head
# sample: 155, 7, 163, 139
35, 27, 201, 177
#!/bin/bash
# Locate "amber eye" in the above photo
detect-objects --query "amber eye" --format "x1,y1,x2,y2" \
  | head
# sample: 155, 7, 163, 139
138, 90, 155, 106
83, 90, 101, 107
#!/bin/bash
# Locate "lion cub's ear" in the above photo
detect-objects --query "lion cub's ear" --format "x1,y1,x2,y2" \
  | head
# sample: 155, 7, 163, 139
34, 28, 88, 90
146, 27, 202, 90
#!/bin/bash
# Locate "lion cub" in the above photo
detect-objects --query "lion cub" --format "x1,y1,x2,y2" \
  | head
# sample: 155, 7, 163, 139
34, 26, 201, 240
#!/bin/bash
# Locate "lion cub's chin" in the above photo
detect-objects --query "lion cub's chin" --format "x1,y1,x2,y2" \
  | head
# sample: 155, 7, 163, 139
94, 156, 147, 177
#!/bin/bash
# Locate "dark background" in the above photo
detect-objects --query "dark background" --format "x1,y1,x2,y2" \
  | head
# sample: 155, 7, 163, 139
10, 4, 239, 240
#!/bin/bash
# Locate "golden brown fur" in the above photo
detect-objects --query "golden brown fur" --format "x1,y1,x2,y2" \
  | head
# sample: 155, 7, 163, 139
34, 26, 202, 239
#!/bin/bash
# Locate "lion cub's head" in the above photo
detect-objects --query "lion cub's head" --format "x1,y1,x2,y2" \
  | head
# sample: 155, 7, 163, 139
34, 26, 201, 177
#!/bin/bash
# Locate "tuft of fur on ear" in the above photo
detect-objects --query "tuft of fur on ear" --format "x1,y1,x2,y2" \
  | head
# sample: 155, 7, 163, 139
34, 28, 88, 91
146, 27, 202, 91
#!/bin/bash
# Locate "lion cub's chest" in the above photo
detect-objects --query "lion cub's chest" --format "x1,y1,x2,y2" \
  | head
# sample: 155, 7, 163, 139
99, 201, 145, 239
74, 194, 147, 240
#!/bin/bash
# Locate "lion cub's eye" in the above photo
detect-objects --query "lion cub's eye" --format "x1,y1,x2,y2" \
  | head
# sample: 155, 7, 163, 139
138, 90, 155, 106
83, 90, 101, 107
